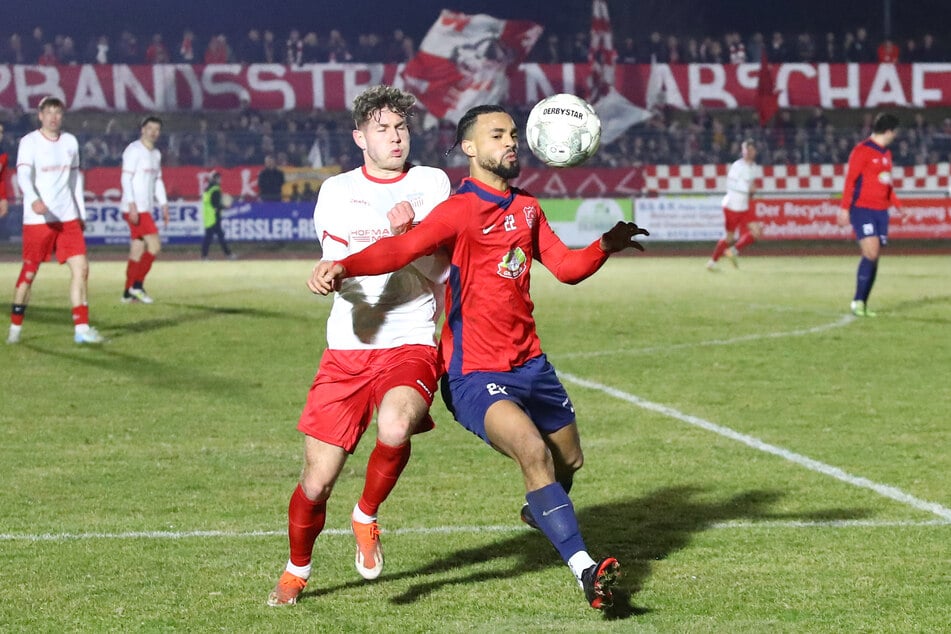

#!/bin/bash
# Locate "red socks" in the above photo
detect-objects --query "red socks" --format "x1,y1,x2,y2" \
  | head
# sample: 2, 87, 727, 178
286, 440, 411, 566
139, 252, 155, 283
287, 484, 326, 567
71, 304, 89, 326
125, 252, 157, 290
734, 232, 755, 252
357, 440, 411, 517
125, 259, 137, 291
711, 239, 729, 262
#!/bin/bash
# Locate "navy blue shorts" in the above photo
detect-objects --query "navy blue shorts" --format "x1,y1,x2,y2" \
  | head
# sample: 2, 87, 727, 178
849, 207, 890, 245
440, 354, 576, 444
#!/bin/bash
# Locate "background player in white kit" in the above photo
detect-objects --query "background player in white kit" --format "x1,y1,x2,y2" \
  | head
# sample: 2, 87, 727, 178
120, 116, 169, 304
268, 85, 450, 606
707, 139, 762, 270
8, 96, 103, 345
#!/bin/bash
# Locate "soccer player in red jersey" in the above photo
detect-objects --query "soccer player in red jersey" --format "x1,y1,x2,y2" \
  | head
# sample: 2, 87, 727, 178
310, 104, 649, 610
8, 96, 103, 345
837, 113, 907, 317
267, 86, 451, 607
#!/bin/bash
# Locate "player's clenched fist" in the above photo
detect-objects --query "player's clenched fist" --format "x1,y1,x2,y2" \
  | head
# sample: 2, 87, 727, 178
387, 200, 415, 236
308, 260, 347, 295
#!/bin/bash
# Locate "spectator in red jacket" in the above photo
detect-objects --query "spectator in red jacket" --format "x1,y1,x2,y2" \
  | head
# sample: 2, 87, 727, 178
877, 39, 900, 63
145, 34, 170, 64
204, 35, 231, 64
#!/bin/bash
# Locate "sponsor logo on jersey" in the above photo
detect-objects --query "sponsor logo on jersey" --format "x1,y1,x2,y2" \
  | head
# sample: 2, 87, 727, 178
522, 205, 536, 228
497, 247, 527, 279
351, 227, 393, 242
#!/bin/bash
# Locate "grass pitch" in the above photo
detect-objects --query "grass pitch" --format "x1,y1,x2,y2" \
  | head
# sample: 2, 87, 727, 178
1, 253, 949, 632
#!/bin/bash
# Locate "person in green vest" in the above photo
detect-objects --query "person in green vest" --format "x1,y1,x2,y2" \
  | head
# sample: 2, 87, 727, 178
201, 170, 235, 260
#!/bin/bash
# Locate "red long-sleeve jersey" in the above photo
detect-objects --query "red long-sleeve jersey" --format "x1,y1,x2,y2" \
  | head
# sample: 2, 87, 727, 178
338, 177, 610, 375
841, 139, 901, 212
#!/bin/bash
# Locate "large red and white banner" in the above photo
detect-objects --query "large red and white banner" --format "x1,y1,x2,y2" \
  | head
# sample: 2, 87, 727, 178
402, 11, 542, 122
4, 63, 951, 111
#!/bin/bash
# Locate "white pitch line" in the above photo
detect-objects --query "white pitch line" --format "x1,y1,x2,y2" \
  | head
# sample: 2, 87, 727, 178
557, 314, 855, 359
1, 519, 948, 543
559, 372, 951, 522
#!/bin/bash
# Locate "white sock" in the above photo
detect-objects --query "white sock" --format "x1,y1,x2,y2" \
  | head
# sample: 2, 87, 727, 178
352, 503, 376, 524
568, 551, 597, 584
9, 324, 22, 335
75, 323, 90, 334
285, 560, 311, 580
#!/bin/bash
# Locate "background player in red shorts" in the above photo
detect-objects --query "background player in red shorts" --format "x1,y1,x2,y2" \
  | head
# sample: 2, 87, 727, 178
707, 139, 761, 271
120, 115, 169, 304
8, 96, 103, 345
310, 104, 649, 611
267, 85, 451, 606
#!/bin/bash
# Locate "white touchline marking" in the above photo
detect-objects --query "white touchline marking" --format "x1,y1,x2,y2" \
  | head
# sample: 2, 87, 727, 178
557, 314, 856, 359
1, 519, 947, 542
559, 372, 951, 522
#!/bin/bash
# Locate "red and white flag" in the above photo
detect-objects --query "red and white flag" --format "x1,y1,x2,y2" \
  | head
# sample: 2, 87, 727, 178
587, 0, 651, 145
756, 49, 780, 127
402, 10, 542, 124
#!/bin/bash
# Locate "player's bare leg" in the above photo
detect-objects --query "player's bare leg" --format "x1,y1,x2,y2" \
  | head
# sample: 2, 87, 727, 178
65, 255, 102, 344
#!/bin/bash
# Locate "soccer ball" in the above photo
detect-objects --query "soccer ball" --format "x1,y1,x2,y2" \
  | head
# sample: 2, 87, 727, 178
525, 93, 601, 168
221, 193, 234, 208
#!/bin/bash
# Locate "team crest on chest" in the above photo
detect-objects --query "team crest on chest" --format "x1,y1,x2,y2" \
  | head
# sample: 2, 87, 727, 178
407, 192, 424, 209
497, 247, 527, 279
522, 205, 537, 228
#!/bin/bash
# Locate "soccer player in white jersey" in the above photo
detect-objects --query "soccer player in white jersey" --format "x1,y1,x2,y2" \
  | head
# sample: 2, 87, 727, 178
268, 85, 451, 607
8, 96, 103, 345
707, 139, 762, 270
120, 115, 169, 304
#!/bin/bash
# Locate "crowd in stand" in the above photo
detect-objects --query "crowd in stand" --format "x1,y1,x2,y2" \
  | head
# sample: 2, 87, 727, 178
0, 26, 419, 66
5, 102, 947, 198
2, 24, 949, 67
3, 24, 951, 203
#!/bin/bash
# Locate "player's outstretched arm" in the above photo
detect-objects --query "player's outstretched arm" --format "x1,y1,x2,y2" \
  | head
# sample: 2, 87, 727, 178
308, 260, 347, 295
600, 221, 650, 253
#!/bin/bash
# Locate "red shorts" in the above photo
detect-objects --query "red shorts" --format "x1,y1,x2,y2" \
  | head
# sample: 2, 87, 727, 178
124, 211, 159, 239
297, 344, 439, 453
723, 208, 755, 234
22, 220, 87, 265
